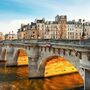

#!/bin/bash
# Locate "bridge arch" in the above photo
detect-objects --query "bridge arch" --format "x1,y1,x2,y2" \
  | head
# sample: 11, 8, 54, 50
38, 54, 84, 79
14, 48, 28, 66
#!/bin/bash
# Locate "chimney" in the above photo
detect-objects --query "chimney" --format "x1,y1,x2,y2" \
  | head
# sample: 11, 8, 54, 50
21, 24, 24, 28
79, 19, 82, 23
12, 31, 13, 34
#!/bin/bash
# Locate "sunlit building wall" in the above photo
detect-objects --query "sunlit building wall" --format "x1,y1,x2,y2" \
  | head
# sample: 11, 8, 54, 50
17, 15, 68, 40
17, 24, 30, 39
35, 18, 45, 39
56, 15, 67, 39
67, 20, 76, 39
84, 23, 90, 39
5, 31, 17, 40
67, 19, 90, 40
0, 32, 4, 40
17, 15, 90, 40
44, 21, 58, 39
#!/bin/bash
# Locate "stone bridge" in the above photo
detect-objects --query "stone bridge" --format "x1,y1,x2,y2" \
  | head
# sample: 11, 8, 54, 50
0, 39, 90, 89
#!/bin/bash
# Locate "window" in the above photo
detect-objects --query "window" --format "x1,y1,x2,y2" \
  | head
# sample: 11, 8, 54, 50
68, 32, 69, 35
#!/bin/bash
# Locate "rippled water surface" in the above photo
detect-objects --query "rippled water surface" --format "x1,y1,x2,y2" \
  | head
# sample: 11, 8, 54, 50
0, 62, 84, 90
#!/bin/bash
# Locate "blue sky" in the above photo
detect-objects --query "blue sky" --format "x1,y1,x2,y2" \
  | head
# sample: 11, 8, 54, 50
0, 0, 90, 34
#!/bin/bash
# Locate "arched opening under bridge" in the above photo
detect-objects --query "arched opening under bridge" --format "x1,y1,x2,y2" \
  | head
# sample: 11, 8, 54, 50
39, 55, 83, 87
15, 49, 28, 66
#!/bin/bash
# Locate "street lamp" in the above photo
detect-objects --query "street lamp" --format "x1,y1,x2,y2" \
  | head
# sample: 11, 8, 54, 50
81, 19, 86, 40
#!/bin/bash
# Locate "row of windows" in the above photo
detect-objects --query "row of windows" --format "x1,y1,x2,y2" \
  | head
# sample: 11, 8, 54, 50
68, 32, 88, 35
37, 24, 44, 27
68, 24, 82, 27
68, 32, 82, 36
68, 28, 74, 31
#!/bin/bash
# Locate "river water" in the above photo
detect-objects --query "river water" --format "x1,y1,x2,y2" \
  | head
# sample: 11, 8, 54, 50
0, 62, 84, 90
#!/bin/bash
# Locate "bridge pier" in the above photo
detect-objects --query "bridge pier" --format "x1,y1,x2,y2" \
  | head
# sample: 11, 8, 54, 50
6, 60, 17, 66
28, 57, 44, 78
84, 69, 90, 90
80, 52, 90, 90
5, 46, 17, 66
0, 54, 4, 62
0, 47, 2, 61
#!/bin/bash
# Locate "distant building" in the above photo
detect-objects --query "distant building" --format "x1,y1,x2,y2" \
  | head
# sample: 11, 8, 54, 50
0, 32, 4, 40
44, 21, 58, 39
17, 15, 67, 39
67, 20, 76, 39
17, 23, 39, 39
5, 31, 17, 40
17, 24, 29, 39
67, 19, 90, 40
35, 18, 45, 39
17, 15, 90, 40
55, 15, 67, 39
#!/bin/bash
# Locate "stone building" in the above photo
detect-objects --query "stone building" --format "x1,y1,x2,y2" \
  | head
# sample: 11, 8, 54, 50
17, 15, 67, 40
84, 22, 90, 39
17, 15, 90, 40
67, 19, 90, 40
17, 24, 30, 39
55, 15, 67, 39
0, 32, 4, 40
44, 21, 58, 39
5, 31, 17, 40
35, 18, 45, 39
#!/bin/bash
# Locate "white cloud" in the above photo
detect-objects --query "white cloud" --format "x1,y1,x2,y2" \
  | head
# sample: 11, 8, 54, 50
0, 19, 34, 35
0, 0, 90, 35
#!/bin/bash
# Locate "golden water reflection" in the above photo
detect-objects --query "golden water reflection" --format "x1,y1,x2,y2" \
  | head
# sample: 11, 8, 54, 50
44, 73, 83, 90
0, 62, 84, 90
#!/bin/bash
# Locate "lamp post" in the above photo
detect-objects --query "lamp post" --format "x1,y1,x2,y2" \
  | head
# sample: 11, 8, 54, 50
81, 19, 85, 40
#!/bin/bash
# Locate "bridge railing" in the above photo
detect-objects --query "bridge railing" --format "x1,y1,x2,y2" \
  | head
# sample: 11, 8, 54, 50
37, 39, 90, 45
0, 40, 24, 45
0, 39, 90, 45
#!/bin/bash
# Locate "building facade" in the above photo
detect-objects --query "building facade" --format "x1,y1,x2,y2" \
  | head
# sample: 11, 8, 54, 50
17, 24, 29, 39
67, 19, 90, 40
17, 15, 67, 39
55, 15, 67, 39
5, 31, 17, 40
0, 32, 4, 40
17, 15, 90, 40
